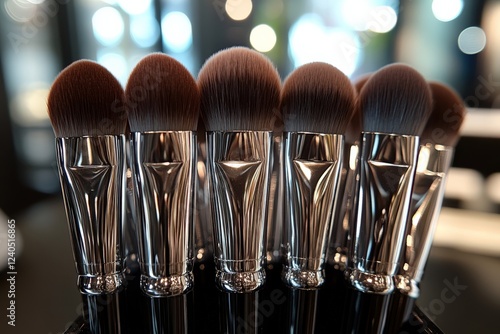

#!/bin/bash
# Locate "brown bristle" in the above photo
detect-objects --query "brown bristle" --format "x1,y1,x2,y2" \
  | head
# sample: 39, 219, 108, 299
197, 117, 206, 144
126, 53, 199, 132
421, 82, 466, 146
353, 73, 372, 92
359, 63, 432, 135
345, 108, 362, 144
281, 62, 355, 134
197, 47, 281, 131
47, 60, 126, 137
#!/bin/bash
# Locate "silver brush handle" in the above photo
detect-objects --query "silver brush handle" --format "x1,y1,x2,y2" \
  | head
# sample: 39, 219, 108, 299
395, 144, 453, 297
131, 131, 196, 297
195, 141, 213, 261
266, 135, 284, 264
207, 131, 272, 293
347, 132, 418, 294
328, 142, 359, 270
123, 134, 140, 274
282, 132, 343, 289
56, 136, 126, 295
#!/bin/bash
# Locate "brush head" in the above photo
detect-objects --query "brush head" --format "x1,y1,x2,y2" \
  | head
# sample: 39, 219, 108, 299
353, 73, 372, 92
126, 53, 199, 132
421, 81, 466, 147
359, 63, 432, 136
47, 60, 126, 137
197, 117, 206, 143
281, 62, 355, 134
197, 47, 281, 131
345, 108, 362, 144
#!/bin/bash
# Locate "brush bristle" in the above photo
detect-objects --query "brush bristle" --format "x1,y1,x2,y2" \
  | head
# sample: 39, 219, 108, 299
345, 108, 362, 144
47, 60, 126, 137
421, 82, 466, 146
197, 47, 281, 131
353, 73, 372, 92
359, 63, 432, 135
344, 74, 371, 143
281, 62, 355, 134
126, 53, 199, 132
197, 117, 206, 143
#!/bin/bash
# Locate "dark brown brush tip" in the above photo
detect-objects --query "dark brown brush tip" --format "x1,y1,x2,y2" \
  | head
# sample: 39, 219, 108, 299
345, 107, 362, 144
47, 60, 127, 137
197, 117, 206, 143
197, 46, 281, 131
126, 53, 199, 132
421, 81, 466, 147
359, 63, 432, 136
280, 62, 356, 134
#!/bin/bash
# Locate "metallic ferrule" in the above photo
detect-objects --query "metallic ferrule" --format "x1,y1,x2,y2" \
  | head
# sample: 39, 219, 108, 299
266, 135, 284, 265
266, 132, 284, 268
131, 131, 196, 297
282, 132, 343, 289
346, 132, 419, 294
56, 135, 126, 295
395, 143, 454, 298
195, 141, 213, 262
207, 131, 272, 293
328, 142, 359, 270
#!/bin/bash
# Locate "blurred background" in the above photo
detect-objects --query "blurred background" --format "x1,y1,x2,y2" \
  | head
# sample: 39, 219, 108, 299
0, 0, 500, 333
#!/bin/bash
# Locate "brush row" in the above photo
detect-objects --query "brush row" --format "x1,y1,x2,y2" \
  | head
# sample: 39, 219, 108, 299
47, 48, 466, 298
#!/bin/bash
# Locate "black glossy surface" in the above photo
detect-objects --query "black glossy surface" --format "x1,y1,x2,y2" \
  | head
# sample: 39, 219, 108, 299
1, 199, 499, 333
66, 260, 441, 334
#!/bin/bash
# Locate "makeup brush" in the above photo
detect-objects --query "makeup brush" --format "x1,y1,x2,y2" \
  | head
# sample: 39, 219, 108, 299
126, 53, 199, 297
281, 62, 355, 133
347, 72, 371, 144
47, 60, 127, 137
328, 73, 371, 271
194, 116, 213, 263
47, 59, 127, 295
346, 63, 432, 294
420, 81, 465, 147
395, 81, 466, 298
280, 62, 355, 289
359, 65, 431, 135
198, 46, 281, 292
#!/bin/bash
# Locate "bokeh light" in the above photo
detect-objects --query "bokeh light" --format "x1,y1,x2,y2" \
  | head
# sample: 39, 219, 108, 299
341, 1, 398, 33
432, 0, 463, 22
225, 0, 252, 21
458, 26, 486, 55
289, 14, 361, 76
117, 0, 151, 16
10, 87, 50, 127
341, 0, 374, 31
161, 11, 193, 53
130, 15, 160, 48
368, 6, 398, 33
250, 24, 277, 53
4, 0, 36, 23
92, 7, 124, 46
